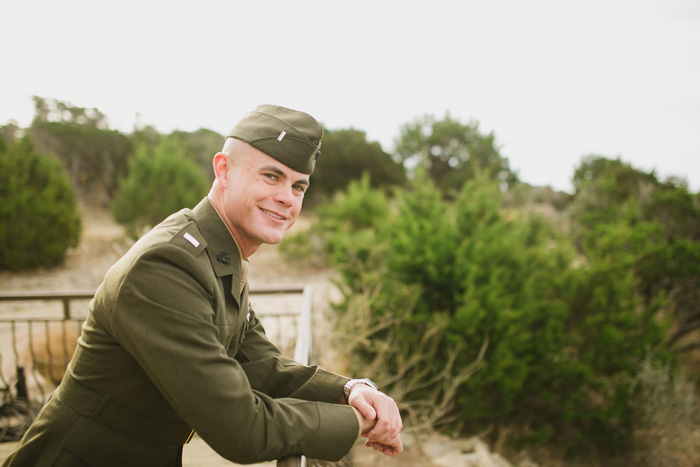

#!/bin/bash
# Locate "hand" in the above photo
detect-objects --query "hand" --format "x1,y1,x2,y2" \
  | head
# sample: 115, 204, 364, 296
348, 384, 404, 456
365, 438, 403, 457
350, 406, 377, 436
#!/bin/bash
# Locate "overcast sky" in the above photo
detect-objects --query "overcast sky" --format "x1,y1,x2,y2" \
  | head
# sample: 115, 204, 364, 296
2, 0, 699, 193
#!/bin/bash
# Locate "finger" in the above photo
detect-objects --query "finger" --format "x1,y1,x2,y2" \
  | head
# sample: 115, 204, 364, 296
371, 441, 401, 457
349, 396, 377, 421
370, 441, 386, 452
367, 398, 401, 438
366, 410, 401, 440
373, 434, 403, 453
391, 434, 404, 454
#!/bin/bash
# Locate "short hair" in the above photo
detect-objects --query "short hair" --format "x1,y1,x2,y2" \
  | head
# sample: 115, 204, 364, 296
221, 137, 251, 163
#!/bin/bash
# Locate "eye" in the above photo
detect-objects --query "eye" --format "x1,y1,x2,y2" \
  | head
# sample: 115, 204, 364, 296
264, 173, 278, 181
293, 184, 307, 193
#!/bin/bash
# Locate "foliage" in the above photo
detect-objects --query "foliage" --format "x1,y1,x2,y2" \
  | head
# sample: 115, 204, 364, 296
394, 113, 517, 195
569, 155, 700, 354
308, 128, 406, 204
304, 169, 672, 456
133, 128, 223, 183
1, 122, 22, 145
300, 172, 481, 429
111, 139, 209, 238
280, 173, 391, 285
0, 137, 81, 270
29, 97, 132, 207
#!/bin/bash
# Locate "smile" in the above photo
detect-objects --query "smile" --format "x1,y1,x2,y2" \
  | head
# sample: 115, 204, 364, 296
260, 208, 285, 221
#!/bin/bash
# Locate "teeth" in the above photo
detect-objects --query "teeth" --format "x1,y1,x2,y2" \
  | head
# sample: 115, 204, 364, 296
261, 208, 284, 220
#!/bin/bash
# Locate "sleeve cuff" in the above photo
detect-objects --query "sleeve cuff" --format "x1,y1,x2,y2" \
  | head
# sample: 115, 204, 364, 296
298, 403, 359, 461
288, 367, 349, 404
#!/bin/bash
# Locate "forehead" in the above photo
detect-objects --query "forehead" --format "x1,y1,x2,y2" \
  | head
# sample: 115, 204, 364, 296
240, 144, 310, 182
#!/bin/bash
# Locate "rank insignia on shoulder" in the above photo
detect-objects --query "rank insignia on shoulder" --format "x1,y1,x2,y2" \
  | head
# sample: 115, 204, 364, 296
183, 232, 200, 248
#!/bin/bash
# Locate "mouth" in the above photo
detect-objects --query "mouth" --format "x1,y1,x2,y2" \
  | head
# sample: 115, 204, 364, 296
259, 208, 286, 221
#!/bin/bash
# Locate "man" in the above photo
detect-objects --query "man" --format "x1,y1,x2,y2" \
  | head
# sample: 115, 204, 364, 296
4, 105, 403, 466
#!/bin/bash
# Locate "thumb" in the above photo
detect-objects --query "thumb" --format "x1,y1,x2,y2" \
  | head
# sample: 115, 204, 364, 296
354, 398, 376, 420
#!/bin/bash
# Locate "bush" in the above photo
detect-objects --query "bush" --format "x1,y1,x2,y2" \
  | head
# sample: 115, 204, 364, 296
111, 139, 209, 238
0, 137, 81, 270
281, 173, 391, 285
317, 170, 671, 456
569, 155, 700, 355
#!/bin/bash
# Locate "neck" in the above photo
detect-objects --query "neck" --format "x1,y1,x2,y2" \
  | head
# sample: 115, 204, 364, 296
207, 191, 259, 259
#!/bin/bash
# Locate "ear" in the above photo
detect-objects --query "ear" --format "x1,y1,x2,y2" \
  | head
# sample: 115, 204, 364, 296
213, 152, 230, 187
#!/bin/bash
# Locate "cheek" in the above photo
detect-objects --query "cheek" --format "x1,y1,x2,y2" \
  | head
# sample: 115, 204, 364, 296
292, 198, 304, 216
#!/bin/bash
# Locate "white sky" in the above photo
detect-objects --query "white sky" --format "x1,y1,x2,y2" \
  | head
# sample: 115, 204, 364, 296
1, 0, 699, 193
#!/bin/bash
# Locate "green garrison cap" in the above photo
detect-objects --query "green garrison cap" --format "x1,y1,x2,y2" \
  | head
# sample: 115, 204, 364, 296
226, 104, 323, 174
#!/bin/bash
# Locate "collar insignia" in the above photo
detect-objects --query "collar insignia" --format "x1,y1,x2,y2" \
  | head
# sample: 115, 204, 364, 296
216, 252, 231, 266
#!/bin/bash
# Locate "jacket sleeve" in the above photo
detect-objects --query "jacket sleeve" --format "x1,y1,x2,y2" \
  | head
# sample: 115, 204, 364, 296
235, 307, 351, 404
107, 244, 359, 464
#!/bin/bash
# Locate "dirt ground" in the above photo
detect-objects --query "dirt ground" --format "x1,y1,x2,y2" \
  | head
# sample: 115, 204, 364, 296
0, 209, 511, 466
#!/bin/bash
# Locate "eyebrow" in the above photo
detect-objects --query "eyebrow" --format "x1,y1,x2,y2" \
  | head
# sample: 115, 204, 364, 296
263, 165, 310, 187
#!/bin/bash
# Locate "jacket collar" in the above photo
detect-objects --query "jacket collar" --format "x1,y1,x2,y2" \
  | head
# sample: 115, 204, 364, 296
191, 198, 242, 282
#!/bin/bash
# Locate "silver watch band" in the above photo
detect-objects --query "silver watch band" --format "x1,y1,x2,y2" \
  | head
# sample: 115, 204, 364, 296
342, 378, 378, 403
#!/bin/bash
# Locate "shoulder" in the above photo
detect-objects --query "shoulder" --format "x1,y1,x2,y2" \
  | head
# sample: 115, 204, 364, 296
136, 209, 209, 257
106, 210, 211, 284
168, 221, 208, 257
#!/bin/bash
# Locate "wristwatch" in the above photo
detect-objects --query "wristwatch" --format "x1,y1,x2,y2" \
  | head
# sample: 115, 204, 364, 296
342, 378, 378, 403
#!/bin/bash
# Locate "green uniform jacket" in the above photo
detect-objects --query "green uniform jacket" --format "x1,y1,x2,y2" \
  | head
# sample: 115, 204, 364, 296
4, 198, 359, 466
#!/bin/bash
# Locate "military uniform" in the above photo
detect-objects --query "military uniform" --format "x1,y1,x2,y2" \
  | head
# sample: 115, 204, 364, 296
3, 105, 361, 466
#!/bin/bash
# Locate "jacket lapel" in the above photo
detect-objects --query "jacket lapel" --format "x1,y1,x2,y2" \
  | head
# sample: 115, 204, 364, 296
191, 198, 243, 308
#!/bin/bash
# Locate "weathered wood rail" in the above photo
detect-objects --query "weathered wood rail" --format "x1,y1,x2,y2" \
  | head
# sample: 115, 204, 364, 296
0, 287, 313, 467
0, 290, 95, 320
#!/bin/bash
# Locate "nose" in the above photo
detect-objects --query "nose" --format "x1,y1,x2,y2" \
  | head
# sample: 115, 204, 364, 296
273, 183, 294, 206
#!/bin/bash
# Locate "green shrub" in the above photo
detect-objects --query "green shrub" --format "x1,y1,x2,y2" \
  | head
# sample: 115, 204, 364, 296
111, 139, 209, 238
569, 156, 700, 357
0, 137, 81, 270
320, 170, 670, 456
281, 173, 391, 285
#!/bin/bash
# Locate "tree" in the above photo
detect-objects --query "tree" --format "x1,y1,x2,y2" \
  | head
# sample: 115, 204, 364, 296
569, 155, 700, 355
1, 121, 22, 144
111, 139, 209, 238
0, 137, 81, 270
307, 128, 406, 203
156, 129, 222, 182
394, 113, 517, 195
29, 97, 132, 207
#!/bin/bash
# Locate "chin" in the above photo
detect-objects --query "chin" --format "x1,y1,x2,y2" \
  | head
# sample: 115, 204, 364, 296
262, 231, 286, 245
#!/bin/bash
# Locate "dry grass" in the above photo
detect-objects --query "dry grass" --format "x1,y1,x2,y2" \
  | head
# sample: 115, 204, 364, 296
629, 357, 700, 467
23, 321, 81, 386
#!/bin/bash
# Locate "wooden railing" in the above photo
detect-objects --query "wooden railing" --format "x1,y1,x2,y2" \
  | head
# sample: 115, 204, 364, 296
0, 290, 95, 320
0, 287, 313, 466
